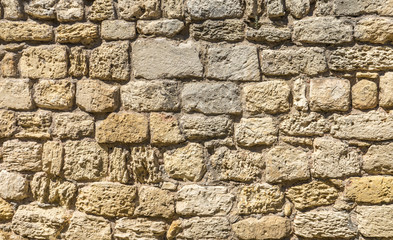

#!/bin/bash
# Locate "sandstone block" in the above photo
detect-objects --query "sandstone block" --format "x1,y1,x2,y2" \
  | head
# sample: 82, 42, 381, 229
280, 112, 330, 137
243, 81, 290, 114
267, 0, 285, 17
0, 170, 28, 201
0, 79, 33, 110
63, 211, 111, 240
191, 19, 245, 42
0, 21, 53, 42
15, 112, 51, 139
246, 26, 291, 43
1, 0, 23, 20
53, 112, 94, 139
121, 80, 180, 112
76, 79, 119, 113
1, 52, 18, 77
2, 140, 42, 172
42, 141, 63, 176
88, 0, 115, 21
132, 38, 203, 79
286, 0, 310, 18
345, 176, 393, 204
33, 80, 75, 110
164, 143, 206, 181
76, 182, 137, 217
96, 112, 149, 144
137, 19, 184, 37
114, 218, 167, 239
357, 205, 393, 238
182, 82, 242, 115
162, 0, 184, 19
333, 0, 393, 16
261, 47, 327, 75
235, 117, 278, 147
232, 216, 291, 240
185, 0, 243, 20
176, 217, 231, 239
150, 113, 184, 145
63, 140, 108, 181
20, 45, 68, 79
101, 20, 136, 40
118, 0, 161, 20
0, 110, 16, 138
56, 23, 99, 45
90, 41, 130, 81
25, 0, 56, 19
238, 184, 284, 214
355, 16, 393, 44
109, 147, 130, 184
363, 143, 393, 174
309, 78, 350, 112
180, 114, 232, 140
380, 72, 393, 108
0, 198, 13, 221
69, 47, 88, 78
352, 80, 378, 110
130, 146, 162, 184
135, 186, 175, 218
56, 0, 84, 22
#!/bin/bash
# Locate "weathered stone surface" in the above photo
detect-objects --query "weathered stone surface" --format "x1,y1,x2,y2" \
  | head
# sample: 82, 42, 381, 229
150, 113, 184, 145
135, 186, 175, 218
33, 80, 75, 110
12, 204, 67, 239
329, 45, 393, 71
76, 79, 119, 113
294, 210, 357, 239
185, 0, 243, 20
182, 82, 242, 115
293, 78, 308, 111
1, 52, 18, 77
0, 170, 28, 201
235, 117, 278, 147
53, 112, 94, 139
137, 19, 184, 37
101, 20, 136, 40
243, 81, 290, 114
69, 47, 88, 78
42, 141, 63, 176
132, 38, 203, 79
164, 143, 206, 181
191, 19, 245, 42
309, 78, 350, 112
88, 0, 115, 21
109, 147, 130, 184
261, 47, 327, 76
15, 112, 51, 139
286, 0, 310, 18
287, 181, 338, 210
267, 0, 285, 17
63, 211, 111, 240
56, 0, 84, 22
266, 144, 310, 184
176, 217, 231, 239
180, 114, 232, 140
1, 0, 23, 20
63, 140, 108, 181
352, 80, 378, 110
313, 137, 361, 178
380, 72, 393, 108
246, 26, 291, 43
233, 216, 291, 240
0, 21, 53, 42
0, 110, 16, 138
96, 112, 149, 144
345, 176, 393, 204
20, 45, 68, 79
56, 23, 99, 45
244, 0, 263, 20
355, 16, 393, 44
0, 79, 33, 110
0, 198, 13, 221
333, 0, 393, 16
118, 0, 161, 20
121, 80, 180, 112
76, 182, 137, 217
293, 17, 353, 44
357, 205, 393, 238
210, 147, 264, 182
90, 41, 130, 81
114, 218, 167, 239
162, 0, 184, 19
206, 44, 260, 81
25, 0, 56, 19
331, 111, 393, 141
130, 146, 162, 184
238, 184, 284, 214
2, 140, 42, 172
363, 143, 393, 174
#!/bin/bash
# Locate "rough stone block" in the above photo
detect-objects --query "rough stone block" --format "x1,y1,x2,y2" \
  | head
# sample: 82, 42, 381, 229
63, 211, 111, 240
363, 143, 393, 174
15, 112, 51, 139
345, 176, 393, 204
0, 79, 33, 110
175, 217, 231, 239
191, 19, 245, 42
56, 23, 99, 45
355, 16, 393, 44
280, 112, 330, 137
1, 52, 18, 78
380, 72, 393, 108
2, 140, 42, 172
130, 146, 162, 183
150, 113, 184, 146
118, 0, 161, 20
135, 186, 175, 218
56, 0, 84, 22
69, 47, 88, 78
0, 198, 13, 221
109, 147, 131, 184
101, 20, 136, 40
33, 80, 75, 110
53, 112, 94, 139
162, 0, 184, 19
42, 141, 63, 176
1, 0, 23, 20
88, 0, 115, 21
25, 0, 56, 19
238, 184, 284, 214
0, 110, 16, 139
286, 0, 310, 18
0, 21, 53, 42
180, 114, 232, 140
114, 218, 168, 239
137, 19, 184, 37
0, 170, 28, 201
352, 80, 378, 110
267, 0, 285, 18
232, 216, 291, 240
185, 0, 243, 20
357, 205, 393, 238
246, 26, 291, 43
235, 117, 278, 147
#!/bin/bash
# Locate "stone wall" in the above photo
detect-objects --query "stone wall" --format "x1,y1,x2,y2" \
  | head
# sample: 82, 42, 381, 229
0, 0, 392, 239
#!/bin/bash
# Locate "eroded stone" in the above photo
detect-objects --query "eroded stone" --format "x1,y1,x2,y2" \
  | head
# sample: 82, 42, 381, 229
235, 117, 278, 147
137, 19, 184, 37
0, 170, 28, 201
0, 79, 33, 110
53, 112, 94, 139
180, 114, 232, 140
150, 113, 184, 145
63, 211, 111, 240
118, 0, 161, 20
191, 19, 245, 42
238, 184, 284, 214
56, 23, 99, 45
33, 80, 75, 110
345, 176, 393, 204
2, 140, 42, 172
135, 186, 175, 218
185, 0, 243, 20
233, 216, 291, 240
0, 21, 53, 42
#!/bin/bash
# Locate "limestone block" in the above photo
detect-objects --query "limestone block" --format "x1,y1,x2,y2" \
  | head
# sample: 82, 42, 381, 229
238, 184, 284, 214
0, 198, 13, 221
162, 0, 184, 18
15, 112, 51, 139
109, 147, 130, 184
56, 0, 84, 22
185, 0, 243, 20
53, 112, 94, 139
333, 0, 393, 16
33, 80, 75, 110
309, 78, 350, 112
63, 211, 111, 240
118, 0, 161, 20
0, 110, 16, 138
286, 0, 310, 18
42, 141, 63, 176
246, 26, 291, 43
137, 19, 184, 37
135, 186, 175, 218
352, 80, 378, 110
176, 217, 231, 239
344, 176, 393, 204
293, 78, 308, 111
357, 205, 393, 238
101, 20, 137, 40
191, 19, 245, 42
363, 143, 393, 174
0, 21, 53, 42
69, 47, 88, 78
130, 146, 162, 184
0, 170, 28, 201
0, 79, 33, 110
235, 117, 278, 147
88, 0, 115, 21
232, 216, 291, 240
1, 0, 23, 20
1, 52, 18, 77
355, 16, 393, 44
150, 113, 184, 145
380, 72, 393, 108
267, 0, 285, 18
2, 140, 42, 172
56, 23, 99, 45
114, 218, 167, 239
25, 0, 56, 19
180, 114, 232, 140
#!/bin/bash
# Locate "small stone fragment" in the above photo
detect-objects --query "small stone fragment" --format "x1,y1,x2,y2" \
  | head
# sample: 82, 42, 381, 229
53, 112, 94, 139
293, 78, 308, 111
25, 0, 56, 19
180, 114, 232, 140
69, 47, 88, 78
130, 146, 161, 184
1, 52, 18, 77
162, 0, 184, 19
114, 218, 168, 239
33, 80, 75, 110
118, 0, 161, 20
309, 78, 350, 112
15, 112, 51, 139
280, 112, 330, 137
109, 147, 130, 184
150, 113, 185, 145
88, 0, 115, 21
101, 20, 137, 40
357, 205, 393, 238
0, 110, 16, 139
0, 170, 28, 201
246, 26, 291, 43
63, 211, 111, 240
191, 19, 245, 42
235, 117, 278, 147
42, 141, 63, 176
0, 79, 33, 110
56, 0, 84, 22
135, 186, 175, 218
56, 23, 99, 45
0, 198, 13, 221
345, 176, 393, 204
380, 72, 393, 108
286, 0, 310, 18
267, 0, 285, 18
355, 16, 393, 44
137, 19, 184, 37
352, 80, 378, 109
232, 216, 291, 240
185, 0, 243, 20
1, 0, 23, 20
2, 140, 42, 172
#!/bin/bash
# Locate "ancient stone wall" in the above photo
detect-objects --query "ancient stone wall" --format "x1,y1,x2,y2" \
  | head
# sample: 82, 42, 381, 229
0, 0, 393, 239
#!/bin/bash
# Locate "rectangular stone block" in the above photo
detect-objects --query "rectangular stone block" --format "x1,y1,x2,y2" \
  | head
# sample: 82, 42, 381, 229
380, 72, 393, 108
279, 112, 330, 137
114, 218, 167, 239
246, 26, 291, 43
56, 23, 99, 45
42, 141, 63, 176
180, 114, 232, 140
63, 211, 111, 240
235, 117, 278, 147
357, 205, 393, 238
191, 19, 245, 42
238, 184, 284, 214
25, 0, 56, 19
185, 0, 243, 20
355, 16, 393, 44
56, 0, 84, 22
345, 176, 393, 204
233, 216, 291, 240
118, 0, 161, 20
0, 110, 16, 139
0, 20, 53, 41
53, 112, 94, 140
363, 143, 393, 174
137, 19, 185, 37
101, 20, 137, 40
33, 79, 75, 110
1, 0, 24, 20
1, 52, 18, 78
309, 78, 350, 112
162, 0, 184, 19
267, 0, 285, 17
15, 112, 52, 139
2, 140, 42, 172
176, 217, 231, 239
135, 186, 175, 218
69, 47, 88, 78
88, 0, 115, 21
0, 79, 33, 110
0, 170, 29, 201
150, 113, 184, 146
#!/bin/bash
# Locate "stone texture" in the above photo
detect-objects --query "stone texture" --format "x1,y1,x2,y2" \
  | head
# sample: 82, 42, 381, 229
180, 114, 232, 140
96, 112, 149, 144
242, 81, 290, 114
25, 0, 56, 19
352, 80, 378, 109
238, 184, 284, 214
121, 80, 180, 112
0, 21, 53, 42
175, 217, 231, 239
63, 140, 108, 181
150, 113, 184, 145
286, 181, 338, 210
101, 20, 137, 40
76, 79, 119, 113
109, 147, 130, 184
380, 72, 393, 108
355, 16, 393, 44
162, 0, 184, 19
63, 211, 111, 240
309, 78, 351, 112
357, 205, 393, 238
69, 47, 88, 78
137, 19, 184, 37
261, 47, 327, 75
33, 80, 75, 110
90, 41, 130, 81
42, 141, 63, 176
344, 176, 393, 204
206, 44, 260, 81
164, 143, 206, 181
266, 144, 310, 184
132, 38, 203, 79
114, 218, 168, 239
294, 210, 357, 239
56, 23, 99, 45
56, 0, 84, 22
210, 147, 264, 182
286, 0, 310, 18
2, 140, 42, 172
0, 170, 28, 201
0, 110, 16, 138
191, 19, 245, 42
293, 78, 308, 111
267, 0, 285, 18
235, 117, 278, 147
53, 112, 94, 139
182, 82, 242, 115
88, 0, 115, 21
20, 45, 68, 79
118, 0, 161, 20
1, 0, 23, 20
312, 137, 361, 178
76, 182, 137, 217
135, 186, 175, 218
185, 0, 243, 20
0, 198, 13, 221
246, 26, 291, 43
232, 216, 291, 240
0, 79, 33, 110
130, 146, 162, 184
363, 143, 393, 174
15, 112, 51, 139
1, 52, 18, 77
